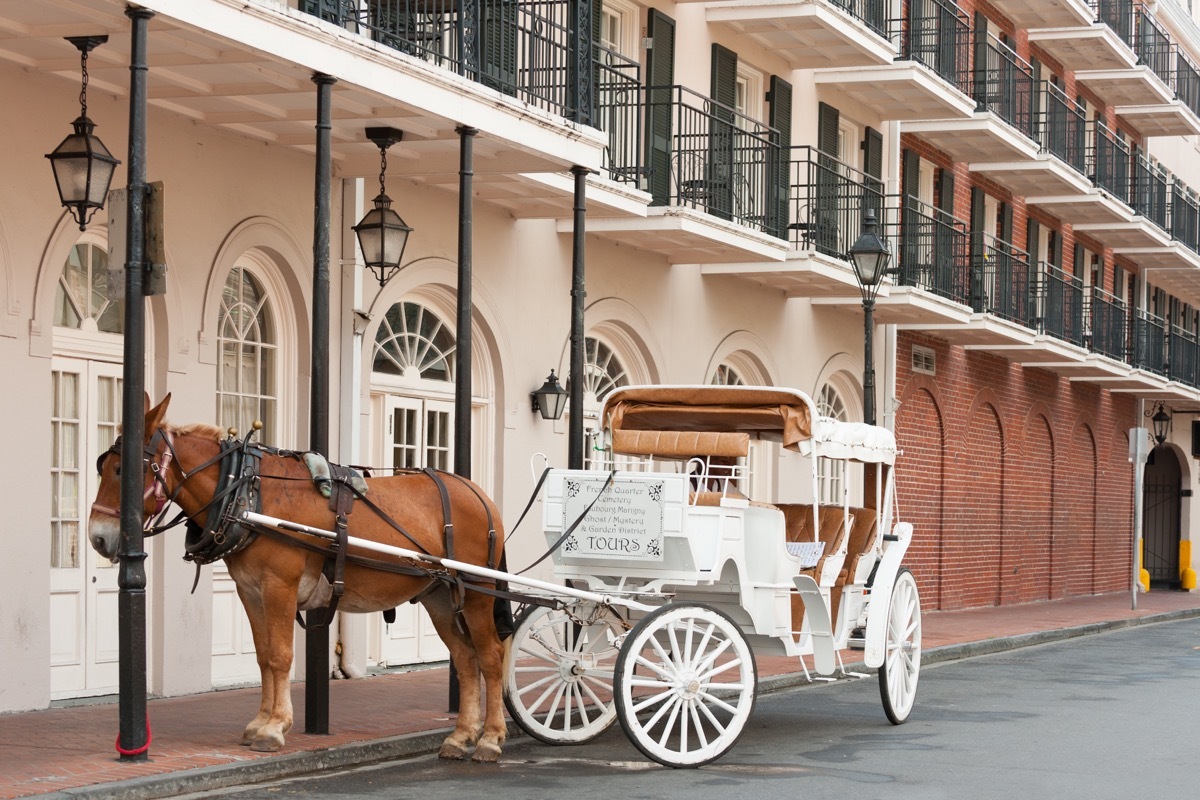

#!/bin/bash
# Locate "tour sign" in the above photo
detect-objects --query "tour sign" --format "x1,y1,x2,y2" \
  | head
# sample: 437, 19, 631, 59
561, 476, 665, 561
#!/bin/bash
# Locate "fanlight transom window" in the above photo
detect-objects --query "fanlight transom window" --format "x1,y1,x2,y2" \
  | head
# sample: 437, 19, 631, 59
216, 267, 277, 434
55, 242, 122, 334
373, 302, 456, 383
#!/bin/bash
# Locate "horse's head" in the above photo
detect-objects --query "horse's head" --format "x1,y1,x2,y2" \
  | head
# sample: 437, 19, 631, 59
88, 393, 173, 561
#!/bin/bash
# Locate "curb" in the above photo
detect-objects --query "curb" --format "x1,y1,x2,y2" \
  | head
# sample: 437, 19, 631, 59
39, 606, 1200, 799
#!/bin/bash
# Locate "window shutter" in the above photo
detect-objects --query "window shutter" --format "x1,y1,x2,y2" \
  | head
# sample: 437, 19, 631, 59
900, 149, 921, 283
708, 44, 738, 220
480, 0, 519, 96
937, 167, 955, 218
862, 126, 884, 230
817, 102, 839, 160
645, 10, 676, 206
1026, 217, 1041, 262
999, 202, 1013, 245
768, 75, 793, 240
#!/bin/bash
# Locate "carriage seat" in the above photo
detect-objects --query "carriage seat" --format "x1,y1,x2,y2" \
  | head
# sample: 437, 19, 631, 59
828, 510, 879, 630
610, 429, 750, 459
782, 504, 854, 640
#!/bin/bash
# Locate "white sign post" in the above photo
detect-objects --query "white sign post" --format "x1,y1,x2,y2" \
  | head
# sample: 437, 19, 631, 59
1128, 427, 1152, 610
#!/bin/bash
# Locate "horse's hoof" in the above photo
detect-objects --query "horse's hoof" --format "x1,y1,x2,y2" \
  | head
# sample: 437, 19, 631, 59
439, 741, 469, 760
249, 734, 284, 752
472, 741, 502, 763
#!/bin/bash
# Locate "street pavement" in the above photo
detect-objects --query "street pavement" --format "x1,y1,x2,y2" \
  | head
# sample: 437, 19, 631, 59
2, 590, 1198, 800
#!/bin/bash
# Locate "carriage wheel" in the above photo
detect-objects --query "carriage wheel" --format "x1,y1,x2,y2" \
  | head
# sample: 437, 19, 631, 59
614, 603, 756, 768
503, 602, 624, 744
878, 568, 922, 724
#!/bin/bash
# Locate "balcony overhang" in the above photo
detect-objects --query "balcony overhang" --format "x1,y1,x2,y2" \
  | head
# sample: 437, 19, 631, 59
705, 2, 894, 69
969, 156, 1091, 197
1132, 252, 1200, 307
1100, 373, 1198, 401
4, 0, 607, 185
1075, 66, 1175, 109
701, 249, 863, 298
977, 345, 1129, 381
1074, 220, 1172, 249
814, 65, 975, 121
1113, 102, 1200, 138
982, 0, 1094, 29
561, 207, 789, 264
893, 313, 1036, 347
1027, 26, 1135, 72
903, 114, 1039, 163
1111, 243, 1200, 271
443, 172, 651, 220
1024, 191, 1135, 226
813, 286, 974, 327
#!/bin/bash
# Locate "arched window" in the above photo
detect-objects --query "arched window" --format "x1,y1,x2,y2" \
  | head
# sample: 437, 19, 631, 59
711, 364, 745, 386
373, 301, 456, 382
216, 267, 277, 434
817, 383, 847, 505
583, 336, 630, 470
54, 242, 122, 334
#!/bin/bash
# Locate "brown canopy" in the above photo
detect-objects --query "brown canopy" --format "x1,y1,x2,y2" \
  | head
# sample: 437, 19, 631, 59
601, 385, 813, 451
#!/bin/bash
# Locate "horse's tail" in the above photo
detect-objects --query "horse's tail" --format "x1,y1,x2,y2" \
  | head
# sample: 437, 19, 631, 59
500, 634, 514, 697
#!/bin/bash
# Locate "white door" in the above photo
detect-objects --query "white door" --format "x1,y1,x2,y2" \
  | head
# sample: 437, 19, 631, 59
49, 359, 123, 699
371, 395, 453, 666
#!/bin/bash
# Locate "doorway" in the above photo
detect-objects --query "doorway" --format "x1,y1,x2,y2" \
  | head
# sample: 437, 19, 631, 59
1144, 446, 1182, 587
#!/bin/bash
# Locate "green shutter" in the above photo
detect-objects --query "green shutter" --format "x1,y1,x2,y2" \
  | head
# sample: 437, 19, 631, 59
862, 126, 884, 231
645, 10, 676, 206
1026, 217, 1041, 262
480, 0, 518, 96
708, 44, 738, 220
768, 75, 792, 240
899, 149, 921, 283
999, 202, 1013, 245
817, 102, 839, 160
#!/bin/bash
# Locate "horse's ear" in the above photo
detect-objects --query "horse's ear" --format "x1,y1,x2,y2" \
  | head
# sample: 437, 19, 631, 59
143, 392, 151, 414
145, 393, 172, 440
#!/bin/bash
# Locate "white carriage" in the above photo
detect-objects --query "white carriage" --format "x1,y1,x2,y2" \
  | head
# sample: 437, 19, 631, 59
503, 385, 922, 767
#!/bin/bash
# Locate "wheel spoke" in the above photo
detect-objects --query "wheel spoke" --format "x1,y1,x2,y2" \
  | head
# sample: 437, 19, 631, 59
516, 672, 560, 700
518, 644, 561, 664
633, 653, 676, 682
632, 686, 675, 715
656, 696, 683, 748
696, 689, 741, 715
688, 700, 711, 749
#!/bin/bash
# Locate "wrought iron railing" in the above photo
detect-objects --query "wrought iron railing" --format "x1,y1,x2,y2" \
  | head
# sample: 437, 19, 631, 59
1168, 325, 1200, 386
828, 0, 888, 36
1088, 288, 1128, 361
1136, 4, 1174, 89
1094, 0, 1134, 49
298, 0, 596, 123
786, 147, 887, 256
973, 34, 1036, 140
1039, 264, 1085, 347
1171, 181, 1200, 251
889, 196, 972, 304
1089, 120, 1131, 206
595, 45, 642, 184
891, 0, 971, 92
1175, 47, 1200, 120
970, 233, 1035, 327
1131, 310, 1168, 374
1132, 152, 1170, 230
644, 85, 780, 232
1038, 83, 1088, 177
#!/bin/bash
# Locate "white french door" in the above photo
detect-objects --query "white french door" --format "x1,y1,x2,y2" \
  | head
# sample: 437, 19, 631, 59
371, 394, 453, 666
49, 359, 124, 698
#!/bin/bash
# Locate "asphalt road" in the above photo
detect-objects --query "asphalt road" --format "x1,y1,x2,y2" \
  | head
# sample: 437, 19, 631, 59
195, 617, 1200, 800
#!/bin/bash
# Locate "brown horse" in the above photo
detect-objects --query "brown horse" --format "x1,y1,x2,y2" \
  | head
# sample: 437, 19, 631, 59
88, 395, 510, 761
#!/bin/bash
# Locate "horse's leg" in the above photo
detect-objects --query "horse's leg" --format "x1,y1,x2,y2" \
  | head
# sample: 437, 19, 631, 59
230, 555, 303, 752
234, 582, 275, 746
460, 591, 508, 763
421, 588, 485, 760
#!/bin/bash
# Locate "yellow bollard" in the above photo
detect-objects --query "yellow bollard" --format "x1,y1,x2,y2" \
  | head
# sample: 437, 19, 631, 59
1181, 540, 1196, 591
1138, 539, 1151, 592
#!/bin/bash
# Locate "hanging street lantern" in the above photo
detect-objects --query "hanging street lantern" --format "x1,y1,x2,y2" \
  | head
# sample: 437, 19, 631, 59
46, 36, 120, 231
353, 127, 413, 285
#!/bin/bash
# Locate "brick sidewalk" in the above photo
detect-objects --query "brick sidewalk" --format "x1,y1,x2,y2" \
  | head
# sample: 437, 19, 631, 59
2, 590, 1197, 799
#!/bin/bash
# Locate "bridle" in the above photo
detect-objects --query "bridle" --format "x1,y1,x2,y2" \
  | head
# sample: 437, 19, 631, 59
90, 429, 176, 534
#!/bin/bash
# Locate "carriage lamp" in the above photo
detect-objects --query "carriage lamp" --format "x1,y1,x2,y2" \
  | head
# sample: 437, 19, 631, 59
1148, 401, 1171, 446
353, 127, 413, 286
46, 36, 121, 232
848, 208, 895, 427
531, 370, 569, 421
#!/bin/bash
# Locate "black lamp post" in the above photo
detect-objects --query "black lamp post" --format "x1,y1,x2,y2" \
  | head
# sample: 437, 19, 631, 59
848, 209, 893, 427
46, 36, 120, 231
353, 127, 413, 285
1148, 401, 1171, 446
531, 370, 569, 421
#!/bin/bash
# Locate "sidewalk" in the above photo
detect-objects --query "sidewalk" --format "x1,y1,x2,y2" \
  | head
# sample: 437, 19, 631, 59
3, 590, 1198, 800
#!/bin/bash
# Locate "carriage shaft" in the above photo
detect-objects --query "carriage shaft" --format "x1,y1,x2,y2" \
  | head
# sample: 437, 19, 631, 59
240, 511, 655, 613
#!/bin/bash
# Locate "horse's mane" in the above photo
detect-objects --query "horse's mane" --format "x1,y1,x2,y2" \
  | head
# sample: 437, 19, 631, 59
172, 422, 226, 442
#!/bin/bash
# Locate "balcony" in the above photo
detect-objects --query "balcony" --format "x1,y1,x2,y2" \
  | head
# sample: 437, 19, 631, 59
571, 86, 789, 263
1027, 25, 1134, 72
1075, 152, 1171, 248
704, 0, 894, 69
972, 84, 1092, 200
813, 0, 975, 121
1076, 2, 1200, 136
982, 0, 1094, 29
904, 34, 1039, 162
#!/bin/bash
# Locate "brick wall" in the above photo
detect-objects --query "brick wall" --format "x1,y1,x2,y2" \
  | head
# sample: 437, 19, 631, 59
895, 331, 1136, 611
